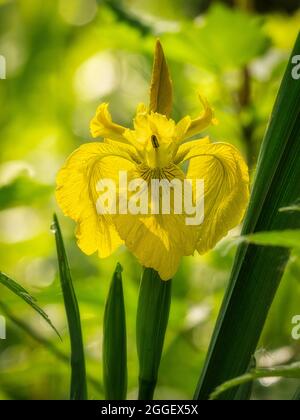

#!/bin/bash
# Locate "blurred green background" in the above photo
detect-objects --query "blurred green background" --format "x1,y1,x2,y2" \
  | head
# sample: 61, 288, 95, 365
0, 0, 300, 400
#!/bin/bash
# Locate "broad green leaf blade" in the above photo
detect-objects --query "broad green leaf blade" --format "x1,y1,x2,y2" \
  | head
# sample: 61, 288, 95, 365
52, 214, 88, 401
103, 263, 127, 400
0, 272, 60, 339
149, 40, 173, 117
211, 362, 300, 400
136, 268, 172, 400
244, 230, 300, 249
195, 32, 300, 400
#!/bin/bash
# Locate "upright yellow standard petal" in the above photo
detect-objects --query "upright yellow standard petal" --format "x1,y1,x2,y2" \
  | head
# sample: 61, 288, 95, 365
175, 116, 192, 143
149, 40, 173, 118
184, 95, 217, 139
90, 103, 128, 143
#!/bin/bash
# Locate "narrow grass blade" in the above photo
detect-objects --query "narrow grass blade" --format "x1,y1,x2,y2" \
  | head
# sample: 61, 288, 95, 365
136, 268, 172, 400
103, 263, 127, 400
52, 214, 88, 400
0, 301, 103, 394
211, 362, 300, 400
195, 33, 300, 400
0, 272, 60, 338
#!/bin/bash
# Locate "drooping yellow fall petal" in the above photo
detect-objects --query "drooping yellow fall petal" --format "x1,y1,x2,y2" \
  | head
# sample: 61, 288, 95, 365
56, 142, 135, 258
113, 213, 189, 280
180, 140, 249, 254
111, 165, 199, 280
149, 40, 173, 118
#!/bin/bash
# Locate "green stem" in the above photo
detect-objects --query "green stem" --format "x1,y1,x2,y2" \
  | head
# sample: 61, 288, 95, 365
136, 268, 172, 400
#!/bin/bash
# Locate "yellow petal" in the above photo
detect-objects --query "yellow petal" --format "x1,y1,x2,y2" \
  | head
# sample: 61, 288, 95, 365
104, 138, 141, 164
174, 137, 210, 165
134, 112, 176, 141
175, 116, 192, 142
130, 112, 178, 167
184, 95, 216, 139
113, 213, 196, 280
90, 103, 128, 142
56, 142, 135, 258
183, 140, 249, 253
149, 40, 173, 117
112, 167, 198, 280
136, 103, 148, 115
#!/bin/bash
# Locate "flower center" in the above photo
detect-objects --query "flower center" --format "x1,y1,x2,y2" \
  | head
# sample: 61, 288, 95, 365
137, 162, 184, 183
151, 135, 160, 149
143, 133, 176, 169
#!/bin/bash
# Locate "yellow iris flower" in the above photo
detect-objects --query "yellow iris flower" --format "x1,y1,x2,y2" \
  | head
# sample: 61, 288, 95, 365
56, 41, 249, 280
